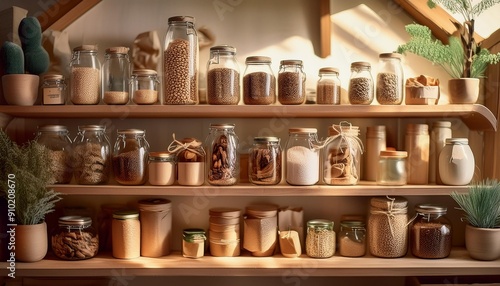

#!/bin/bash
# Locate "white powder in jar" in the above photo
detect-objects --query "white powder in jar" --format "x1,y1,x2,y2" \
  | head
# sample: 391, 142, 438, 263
286, 146, 319, 185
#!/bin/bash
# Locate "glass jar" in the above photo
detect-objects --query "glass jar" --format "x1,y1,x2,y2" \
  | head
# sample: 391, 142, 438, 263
278, 60, 306, 105
205, 123, 239, 186
69, 45, 101, 105
243, 56, 276, 105
51, 216, 99, 260
377, 150, 408, 186
73, 125, 111, 185
305, 219, 335, 258
35, 125, 73, 184
316, 67, 341, 105
364, 125, 386, 181
207, 45, 240, 105
438, 138, 475, 185
112, 210, 140, 259
102, 47, 131, 105
338, 220, 366, 257
169, 137, 206, 186
148, 152, 175, 186
183, 228, 206, 258
376, 53, 404, 105
285, 128, 320, 186
112, 129, 149, 185
430, 121, 452, 184
138, 198, 172, 257
131, 69, 160, 105
163, 16, 198, 105
348, 61, 374, 105
42, 74, 66, 105
323, 123, 363, 185
411, 204, 452, 259
406, 124, 429, 185
249, 136, 282, 185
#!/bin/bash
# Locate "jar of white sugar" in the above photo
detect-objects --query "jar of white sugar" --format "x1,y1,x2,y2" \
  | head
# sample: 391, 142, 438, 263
102, 46, 131, 105
131, 69, 160, 105
285, 128, 320, 186
69, 45, 101, 105
249, 136, 282, 185
113, 129, 150, 185
205, 123, 239, 186
207, 45, 240, 105
35, 125, 73, 184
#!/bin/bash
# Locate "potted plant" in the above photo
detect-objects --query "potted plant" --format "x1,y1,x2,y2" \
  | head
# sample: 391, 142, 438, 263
450, 179, 500, 261
0, 16, 49, 105
397, 0, 500, 104
0, 130, 61, 262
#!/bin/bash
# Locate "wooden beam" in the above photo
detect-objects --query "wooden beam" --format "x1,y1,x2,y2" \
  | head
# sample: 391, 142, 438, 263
319, 0, 331, 58
36, 0, 101, 32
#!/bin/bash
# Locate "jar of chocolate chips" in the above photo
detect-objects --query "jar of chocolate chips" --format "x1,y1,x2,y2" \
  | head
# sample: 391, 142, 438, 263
205, 123, 239, 186
207, 45, 240, 105
113, 129, 150, 185
278, 60, 306, 105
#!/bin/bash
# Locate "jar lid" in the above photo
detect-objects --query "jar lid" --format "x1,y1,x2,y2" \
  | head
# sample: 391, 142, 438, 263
106, 46, 129, 54
445, 138, 468, 144
209, 207, 241, 218
148, 151, 175, 160
132, 69, 157, 76
43, 74, 64, 81
78, 125, 106, 131
58, 215, 92, 226
370, 196, 408, 209
318, 67, 339, 75
307, 219, 334, 228
113, 210, 139, 219
288, 127, 317, 134
351, 61, 371, 68
210, 45, 236, 54
246, 204, 278, 218
138, 198, 172, 211
379, 150, 407, 158
379, 52, 402, 59
117, 129, 145, 135
340, 220, 365, 228
432, 121, 452, 128
253, 136, 280, 143
183, 228, 206, 241
73, 45, 98, 52
168, 15, 195, 24
415, 204, 447, 214
209, 123, 235, 129
280, 59, 303, 66
245, 56, 272, 64
38, 125, 68, 132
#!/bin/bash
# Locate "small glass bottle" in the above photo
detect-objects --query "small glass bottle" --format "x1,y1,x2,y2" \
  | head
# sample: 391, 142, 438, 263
278, 60, 306, 105
406, 124, 429, 185
348, 61, 374, 105
338, 220, 366, 257
183, 228, 206, 258
376, 53, 404, 105
438, 138, 475, 186
42, 74, 66, 105
148, 152, 176, 186
102, 47, 131, 105
285, 128, 320, 186
243, 56, 276, 105
113, 129, 150, 185
364, 125, 386, 181
316, 67, 341, 105
138, 198, 172, 257
249, 136, 282, 185
130, 69, 160, 105
410, 204, 452, 259
173, 137, 206, 186
35, 125, 73, 184
73, 125, 111, 185
306, 219, 335, 258
205, 123, 239, 186
207, 45, 240, 105
112, 210, 140, 259
429, 121, 452, 184
69, 45, 101, 105
51, 216, 99, 260
377, 150, 408, 186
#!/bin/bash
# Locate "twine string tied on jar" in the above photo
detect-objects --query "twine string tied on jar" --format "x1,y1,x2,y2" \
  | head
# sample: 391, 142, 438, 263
167, 133, 205, 157
370, 196, 407, 238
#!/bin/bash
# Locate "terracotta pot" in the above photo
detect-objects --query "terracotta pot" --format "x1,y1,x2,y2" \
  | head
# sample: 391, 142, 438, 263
465, 224, 500, 261
448, 78, 479, 104
2, 74, 39, 106
14, 222, 48, 262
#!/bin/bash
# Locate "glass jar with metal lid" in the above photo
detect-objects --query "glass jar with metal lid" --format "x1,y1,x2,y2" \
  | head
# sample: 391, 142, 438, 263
112, 210, 140, 259
305, 219, 335, 258
35, 125, 73, 184
183, 228, 206, 258
285, 128, 320, 186
51, 216, 99, 260
316, 67, 341, 105
249, 136, 282, 185
377, 150, 408, 186
338, 220, 366, 257
148, 151, 175, 186
42, 74, 66, 105
102, 46, 131, 105
205, 123, 239, 186
207, 45, 240, 105
243, 56, 276, 105
376, 53, 404, 105
278, 59, 306, 105
69, 45, 101, 105
410, 204, 452, 259
112, 129, 150, 185
348, 61, 374, 105
131, 69, 160, 105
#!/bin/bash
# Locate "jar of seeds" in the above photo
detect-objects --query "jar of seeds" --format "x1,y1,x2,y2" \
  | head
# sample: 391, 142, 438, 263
278, 60, 306, 105
73, 125, 111, 185
306, 219, 335, 258
249, 136, 282, 185
207, 45, 240, 105
376, 53, 404, 105
51, 216, 99, 260
338, 220, 366, 257
42, 74, 66, 105
285, 128, 320, 186
130, 69, 160, 104
102, 47, 131, 105
163, 16, 198, 105
316, 67, 341, 105
243, 56, 276, 105
348, 61, 374, 105
205, 123, 239, 186
368, 196, 408, 258
113, 129, 150, 185
35, 125, 73, 184
69, 45, 101, 105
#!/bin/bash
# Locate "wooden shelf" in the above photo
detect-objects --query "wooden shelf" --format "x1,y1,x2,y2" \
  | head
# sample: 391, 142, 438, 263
0, 104, 496, 131
2, 248, 498, 278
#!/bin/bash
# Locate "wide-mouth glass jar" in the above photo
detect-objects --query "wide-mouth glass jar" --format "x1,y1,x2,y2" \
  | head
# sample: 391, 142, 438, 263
278, 59, 306, 105
306, 219, 335, 258
338, 220, 366, 257
207, 45, 240, 105
285, 128, 320, 186
112, 129, 150, 185
35, 125, 73, 184
51, 216, 99, 260
243, 56, 276, 105
348, 61, 373, 105
131, 69, 160, 105
249, 136, 282, 185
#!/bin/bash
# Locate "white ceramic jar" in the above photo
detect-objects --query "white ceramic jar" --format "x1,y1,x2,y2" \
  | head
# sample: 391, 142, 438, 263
438, 138, 474, 185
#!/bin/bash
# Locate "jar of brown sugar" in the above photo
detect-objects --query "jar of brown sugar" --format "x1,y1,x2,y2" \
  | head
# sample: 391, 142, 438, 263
278, 60, 306, 105
243, 56, 276, 105
69, 45, 101, 105
113, 129, 150, 185
102, 46, 131, 105
131, 69, 160, 105
338, 220, 366, 257
207, 45, 240, 105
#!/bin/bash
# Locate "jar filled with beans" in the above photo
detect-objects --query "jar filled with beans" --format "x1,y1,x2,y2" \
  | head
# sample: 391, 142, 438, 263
112, 129, 150, 185
102, 47, 131, 105
73, 125, 111, 185
249, 136, 282, 185
376, 53, 404, 105
51, 216, 99, 260
207, 45, 240, 105
131, 69, 160, 105
205, 123, 239, 186
348, 61, 374, 105
306, 219, 335, 258
69, 45, 101, 105
243, 56, 276, 105
316, 67, 341, 104
278, 60, 306, 105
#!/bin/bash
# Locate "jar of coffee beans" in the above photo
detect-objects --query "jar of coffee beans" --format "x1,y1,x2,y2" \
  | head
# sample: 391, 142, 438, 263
51, 216, 99, 260
306, 219, 335, 258
285, 128, 320, 186
348, 61, 374, 105
338, 220, 366, 257
113, 129, 150, 185
207, 45, 240, 105
35, 125, 73, 184
249, 136, 282, 185
243, 56, 276, 105
69, 45, 101, 105
376, 53, 404, 105
410, 204, 452, 259
205, 123, 239, 186
102, 47, 131, 105
278, 60, 306, 105
73, 125, 111, 185
316, 67, 341, 105
163, 16, 198, 105
130, 69, 160, 105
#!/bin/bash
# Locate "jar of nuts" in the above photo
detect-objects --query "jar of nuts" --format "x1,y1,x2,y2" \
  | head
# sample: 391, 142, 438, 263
207, 45, 240, 105
205, 123, 239, 186
243, 56, 276, 105
348, 61, 374, 105
278, 60, 306, 105
51, 216, 99, 260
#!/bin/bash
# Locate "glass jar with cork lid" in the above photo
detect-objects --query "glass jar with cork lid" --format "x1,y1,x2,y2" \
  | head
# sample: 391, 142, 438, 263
376, 53, 404, 105
69, 45, 101, 105
102, 46, 131, 105
348, 61, 374, 105
207, 45, 240, 105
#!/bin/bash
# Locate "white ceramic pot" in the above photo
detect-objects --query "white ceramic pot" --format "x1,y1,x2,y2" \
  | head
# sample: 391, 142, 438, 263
438, 138, 474, 185
448, 78, 479, 104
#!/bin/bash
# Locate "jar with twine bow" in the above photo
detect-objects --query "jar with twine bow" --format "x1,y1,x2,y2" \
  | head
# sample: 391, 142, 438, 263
368, 196, 409, 258
322, 122, 364, 185
167, 134, 206, 186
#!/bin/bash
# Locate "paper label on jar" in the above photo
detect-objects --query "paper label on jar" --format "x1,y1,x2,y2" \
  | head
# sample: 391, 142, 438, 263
450, 145, 468, 163
43, 87, 64, 104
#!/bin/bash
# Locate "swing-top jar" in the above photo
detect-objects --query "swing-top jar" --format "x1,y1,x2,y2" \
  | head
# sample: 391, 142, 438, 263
207, 45, 240, 105
376, 53, 404, 105
73, 125, 111, 185
285, 128, 320, 186
70, 45, 101, 105
131, 69, 160, 105
113, 129, 150, 185
243, 56, 276, 105
249, 136, 282, 185
51, 216, 99, 260
35, 125, 73, 184
102, 46, 131, 105
278, 60, 306, 105
205, 123, 239, 186
316, 67, 341, 105
348, 61, 374, 105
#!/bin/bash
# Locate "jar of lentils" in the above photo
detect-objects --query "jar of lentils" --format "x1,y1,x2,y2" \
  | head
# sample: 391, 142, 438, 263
338, 220, 366, 257
131, 69, 160, 105
112, 129, 150, 185
278, 60, 306, 105
69, 45, 101, 105
243, 56, 276, 105
306, 219, 335, 258
51, 216, 99, 260
205, 123, 239, 186
376, 53, 404, 105
102, 47, 131, 105
35, 125, 73, 184
42, 74, 66, 105
285, 128, 320, 186
73, 125, 111, 185
411, 204, 452, 259
207, 45, 240, 105
316, 67, 341, 104
249, 136, 282, 185
348, 61, 374, 105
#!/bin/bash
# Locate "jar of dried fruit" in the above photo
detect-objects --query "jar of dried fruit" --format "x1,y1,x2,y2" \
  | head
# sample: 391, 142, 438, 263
112, 129, 150, 185
69, 45, 101, 105
102, 47, 131, 105
207, 45, 240, 105
243, 56, 276, 105
249, 136, 282, 185
205, 123, 239, 186
51, 216, 99, 260
348, 61, 374, 105
278, 60, 306, 105
35, 125, 73, 184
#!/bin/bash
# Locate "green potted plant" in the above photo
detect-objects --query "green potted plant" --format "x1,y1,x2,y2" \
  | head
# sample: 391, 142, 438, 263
450, 179, 500, 261
0, 130, 61, 262
397, 0, 500, 104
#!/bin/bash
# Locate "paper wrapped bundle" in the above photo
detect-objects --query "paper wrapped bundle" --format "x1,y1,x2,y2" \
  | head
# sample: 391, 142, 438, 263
405, 75, 440, 105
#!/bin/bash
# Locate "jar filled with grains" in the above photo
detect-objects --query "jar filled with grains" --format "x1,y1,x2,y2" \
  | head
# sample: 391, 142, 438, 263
338, 220, 366, 257
377, 150, 408, 186
207, 45, 240, 105
348, 61, 374, 105
169, 137, 205, 186
69, 45, 101, 105
376, 53, 404, 105
306, 219, 335, 258
130, 69, 160, 104
278, 60, 306, 105
243, 56, 276, 105
42, 74, 66, 105
35, 125, 73, 184
316, 67, 341, 105
112, 210, 140, 259
51, 216, 99, 260
102, 47, 131, 105
205, 123, 239, 186
72, 125, 111, 185
183, 228, 206, 258
148, 151, 175, 186
113, 129, 150, 185
285, 128, 320, 186
249, 136, 282, 185
163, 16, 198, 105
